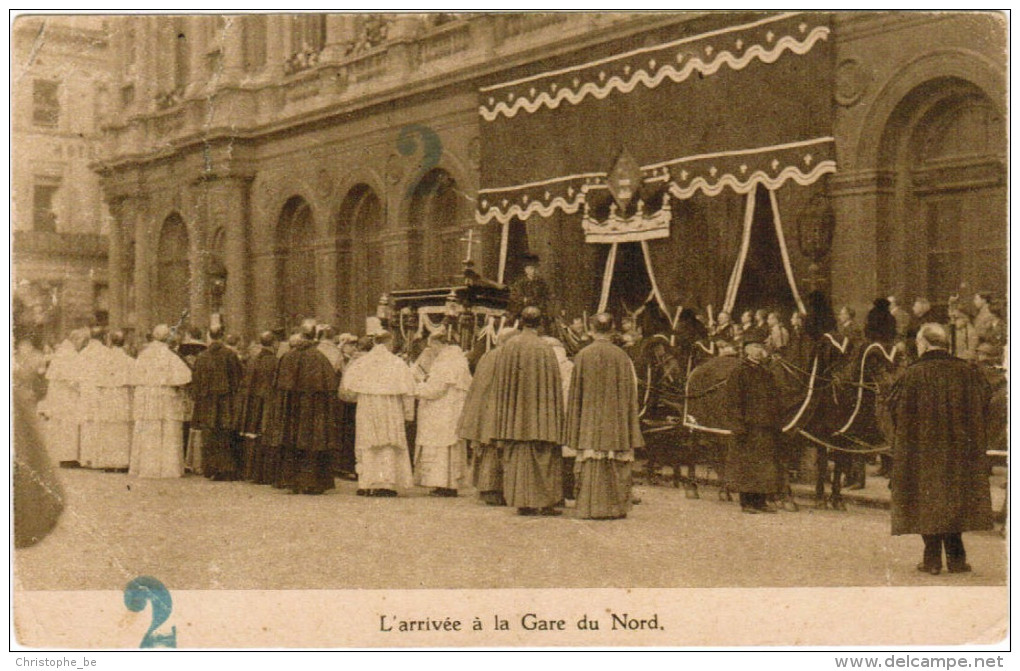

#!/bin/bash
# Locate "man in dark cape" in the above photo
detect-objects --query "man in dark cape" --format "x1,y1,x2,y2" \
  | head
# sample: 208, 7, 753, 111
889, 323, 992, 575
491, 307, 564, 516
191, 327, 244, 481
268, 322, 343, 495
262, 332, 303, 487
725, 334, 784, 514
457, 327, 518, 506
235, 331, 278, 482
565, 313, 644, 520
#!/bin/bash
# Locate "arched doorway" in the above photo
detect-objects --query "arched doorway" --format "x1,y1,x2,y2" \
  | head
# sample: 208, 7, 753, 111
879, 77, 1006, 314
277, 196, 317, 330
408, 168, 461, 286
155, 213, 190, 327
336, 185, 383, 330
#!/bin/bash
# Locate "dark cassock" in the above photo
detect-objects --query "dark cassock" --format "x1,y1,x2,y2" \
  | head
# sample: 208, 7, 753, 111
260, 335, 304, 488
889, 345, 992, 574
191, 336, 244, 481
724, 339, 785, 513
270, 335, 343, 495
491, 308, 564, 516
457, 328, 518, 506
235, 335, 279, 483
565, 326, 644, 520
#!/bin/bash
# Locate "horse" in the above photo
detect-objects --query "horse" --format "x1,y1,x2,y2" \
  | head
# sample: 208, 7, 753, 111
678, 335, 901, 509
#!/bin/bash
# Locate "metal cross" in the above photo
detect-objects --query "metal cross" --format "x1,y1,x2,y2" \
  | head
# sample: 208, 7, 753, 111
460, 228, 479, 262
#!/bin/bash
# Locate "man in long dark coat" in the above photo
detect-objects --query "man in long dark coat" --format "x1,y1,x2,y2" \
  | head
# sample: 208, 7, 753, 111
191, 327, 244, 481
492, 306, 564, 516
271, 321, 343, 495
889, 323, 992, 575
235, 331, 278, 482
725, 334, 784, 514
565, 313, 644, 520
458, 327, 518, 506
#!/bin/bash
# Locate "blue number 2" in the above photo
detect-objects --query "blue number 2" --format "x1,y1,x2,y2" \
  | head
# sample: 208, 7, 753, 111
124, 576, 177, 648
397, 124, 442, 197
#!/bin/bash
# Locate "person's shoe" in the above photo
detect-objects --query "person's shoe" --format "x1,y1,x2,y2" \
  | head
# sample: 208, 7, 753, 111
830, 497, 848, 511
783, 500, 800, 512
539, 507, 563, 517
947, 562, 972, 574
376, 489, 398, 497
917, 562, 941, 576
759, 505, 778, 514
741, 506, 760, 514
429, 489, 445, 497
356, 489, 367, 496
517, 507, 538, 516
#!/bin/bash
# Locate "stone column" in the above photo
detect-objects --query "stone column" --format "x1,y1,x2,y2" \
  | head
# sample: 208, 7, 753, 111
196, 176, 252, 337
387, 15, 423, 78
187, 187, 210, 330
130, 195, 153, 332
137, 17, 158, 113
263, 15, 285, 78
106, 198, 127, 329
221, 15, 245, 84
186, 16, 209, 95
314, 238, 338, 325
829, 169, 894, 314
321, 14, 356, 62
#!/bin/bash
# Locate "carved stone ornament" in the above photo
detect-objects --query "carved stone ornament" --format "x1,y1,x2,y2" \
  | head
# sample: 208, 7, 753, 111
835, 58, 872, 107
316, 167, 334, 199
386, 152, 404, 185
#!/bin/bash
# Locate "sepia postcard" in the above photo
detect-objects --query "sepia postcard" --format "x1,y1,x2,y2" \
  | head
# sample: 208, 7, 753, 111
9, 10, 1009, 656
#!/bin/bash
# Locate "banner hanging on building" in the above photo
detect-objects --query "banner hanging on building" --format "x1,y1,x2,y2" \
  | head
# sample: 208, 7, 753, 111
476, 11, 835, 227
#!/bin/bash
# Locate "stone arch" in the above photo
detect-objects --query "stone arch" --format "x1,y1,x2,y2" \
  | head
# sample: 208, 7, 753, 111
872, 72, 1006, 313
855, 49, 1005, 170
407, 167, 462, 286
155, 212, 190, 327
276, 195, 318, 330
334, 183, 385, 331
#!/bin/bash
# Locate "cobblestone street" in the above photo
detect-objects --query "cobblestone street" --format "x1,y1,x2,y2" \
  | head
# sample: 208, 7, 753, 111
15, 467, 1007, 592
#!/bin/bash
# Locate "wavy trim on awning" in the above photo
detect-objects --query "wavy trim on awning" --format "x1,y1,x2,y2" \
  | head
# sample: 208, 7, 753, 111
479, 13, 829, 121
476, 138, 836, 225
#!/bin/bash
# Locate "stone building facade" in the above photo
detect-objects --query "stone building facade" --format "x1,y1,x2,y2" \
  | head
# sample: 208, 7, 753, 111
12, 16, 113, 343
93, 13, 1006, 340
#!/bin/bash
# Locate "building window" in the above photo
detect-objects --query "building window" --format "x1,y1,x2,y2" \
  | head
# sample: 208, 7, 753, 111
32, 79, 60, 128
33, 182, 59, 232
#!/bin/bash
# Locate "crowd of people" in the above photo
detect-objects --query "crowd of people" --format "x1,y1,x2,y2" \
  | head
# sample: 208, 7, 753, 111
12, 282, 1008, 570
13, 303, 647, 521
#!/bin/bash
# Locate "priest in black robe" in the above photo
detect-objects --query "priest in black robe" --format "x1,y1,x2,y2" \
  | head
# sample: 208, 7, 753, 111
191, 327, 244, 481
270, 321, 343, 495
235, 331, 278, 482
491, 307, 564, 516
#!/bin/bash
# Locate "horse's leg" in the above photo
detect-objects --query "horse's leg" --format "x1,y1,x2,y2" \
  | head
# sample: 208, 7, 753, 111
814, 445, 828, 509
682, 444, 699, 498
830, 453, 847, 511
